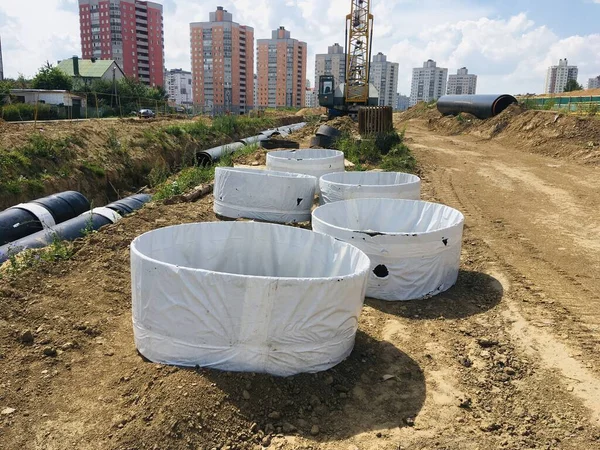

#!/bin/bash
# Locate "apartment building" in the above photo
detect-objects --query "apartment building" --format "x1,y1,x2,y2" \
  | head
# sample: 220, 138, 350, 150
165, 69, 193, 106
78, 0, 164, 87
545, 58, 578, 94
369, 52, 399, 107
315, 43, 346, 90
410, 59, 448, 106
190, 7, 254, 115
588, 76, 600, 90
257, 27, 307, 108
447, 67, 477, 95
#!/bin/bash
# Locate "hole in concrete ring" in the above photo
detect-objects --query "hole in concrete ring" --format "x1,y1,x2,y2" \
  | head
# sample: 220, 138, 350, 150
373, 264, 389, 278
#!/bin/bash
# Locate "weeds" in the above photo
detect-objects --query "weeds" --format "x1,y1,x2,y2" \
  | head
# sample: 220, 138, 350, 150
107, 128, 122, 152
334, 130, 417, 174
152, 143, 261, 201
2, 235, 74, 277
80, 161, 105, 177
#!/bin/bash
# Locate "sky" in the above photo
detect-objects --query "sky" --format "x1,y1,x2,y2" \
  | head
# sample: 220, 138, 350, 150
1, 0, 599, 95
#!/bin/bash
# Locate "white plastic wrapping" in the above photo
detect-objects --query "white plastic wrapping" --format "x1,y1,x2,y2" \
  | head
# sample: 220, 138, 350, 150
214, 167, 316, 223
266, 149, 345, 194
131, 222, 370, 376
319, 172, 421, 205
312, 198, 464, 301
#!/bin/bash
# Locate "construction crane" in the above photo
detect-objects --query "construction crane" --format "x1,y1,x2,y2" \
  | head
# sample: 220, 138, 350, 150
318, 0, 379, 117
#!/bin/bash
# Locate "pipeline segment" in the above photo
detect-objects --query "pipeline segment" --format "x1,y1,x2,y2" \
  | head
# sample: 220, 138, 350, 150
0, 191, 90, 246
196, 122, 308, 166
437, 95, 518, 120
0, 194, 151, 264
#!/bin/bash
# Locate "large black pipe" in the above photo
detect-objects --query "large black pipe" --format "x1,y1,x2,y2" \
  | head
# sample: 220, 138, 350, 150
0, 191, 90, 246
437, 94, 518, 120
195, 123, 308, 166
0, 194, 151, 264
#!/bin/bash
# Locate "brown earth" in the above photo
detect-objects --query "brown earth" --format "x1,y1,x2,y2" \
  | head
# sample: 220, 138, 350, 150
1, 120, 600, 449
397, 104, 600, 165
0, 115, 302, 210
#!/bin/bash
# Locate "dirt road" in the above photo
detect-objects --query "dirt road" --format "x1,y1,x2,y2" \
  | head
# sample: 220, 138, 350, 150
1, 123, 600, 449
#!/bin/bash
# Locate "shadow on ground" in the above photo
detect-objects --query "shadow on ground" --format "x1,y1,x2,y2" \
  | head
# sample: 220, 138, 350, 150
201, 330, 426, 442
367, 270, 504, 320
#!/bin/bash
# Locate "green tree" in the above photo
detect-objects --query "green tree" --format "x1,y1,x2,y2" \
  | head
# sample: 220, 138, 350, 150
31, 62, 73, 91
564, 79, 583, 93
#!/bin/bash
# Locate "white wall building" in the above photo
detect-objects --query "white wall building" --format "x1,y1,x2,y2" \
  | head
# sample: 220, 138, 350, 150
545, 59, 579, 94
165, 69, 193, 106
315, 43, 346, 90
447, 67, 477, 95
369, 52, 399, 107
410, 59, 448, 106
395, 93, 410, 111
8, 89, 87, 108
588, 76, 600, 90
305, 88, 317, 108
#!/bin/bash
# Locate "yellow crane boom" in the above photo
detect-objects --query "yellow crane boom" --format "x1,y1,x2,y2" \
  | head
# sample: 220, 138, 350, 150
345, 0, 374, 104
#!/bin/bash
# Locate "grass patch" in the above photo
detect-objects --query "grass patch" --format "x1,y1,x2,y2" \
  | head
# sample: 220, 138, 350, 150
152, 143, 261, 201
80, 161, 106, 177
334, 130, 416, 173
2, 236, 74, 277
0, 133, 82, 195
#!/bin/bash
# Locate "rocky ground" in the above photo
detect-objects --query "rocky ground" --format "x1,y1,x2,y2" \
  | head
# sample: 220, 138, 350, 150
1, 112, 600, 449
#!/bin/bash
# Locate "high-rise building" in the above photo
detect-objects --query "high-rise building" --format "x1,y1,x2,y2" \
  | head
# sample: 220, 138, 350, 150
257, 27, 307, 108
545, 58, 578, 94
0, 36, 4, 81
447, 67, 477, 95
588, 76, 600, 90
369, 52, 399, 107
190, 7, 254, 115
395, 93, 409, 111
314, 43, 346, 90
410, 59, 448, 106
165, 69, 193, 107
78, 0, 164, 87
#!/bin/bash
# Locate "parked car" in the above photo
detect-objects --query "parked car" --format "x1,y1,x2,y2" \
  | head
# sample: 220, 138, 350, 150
138, 109, 156, 119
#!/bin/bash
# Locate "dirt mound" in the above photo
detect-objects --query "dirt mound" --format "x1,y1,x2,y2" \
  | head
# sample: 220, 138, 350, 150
327, 116, 359, 136
396, 102, 600, 165
295, 107, 325, 117
395, 103, 442, 123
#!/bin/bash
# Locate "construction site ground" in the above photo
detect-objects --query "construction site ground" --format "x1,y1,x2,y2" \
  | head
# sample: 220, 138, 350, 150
1, 107, 600, 450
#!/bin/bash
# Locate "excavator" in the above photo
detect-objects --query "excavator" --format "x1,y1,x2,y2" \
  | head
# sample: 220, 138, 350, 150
318, 0, 379, 118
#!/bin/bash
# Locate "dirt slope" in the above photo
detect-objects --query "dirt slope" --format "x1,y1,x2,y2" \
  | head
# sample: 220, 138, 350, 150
2, 121, 600, 449
396, 104, 600, 165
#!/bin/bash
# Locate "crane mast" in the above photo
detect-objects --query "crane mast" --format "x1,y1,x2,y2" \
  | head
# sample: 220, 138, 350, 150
345, 0, 374, 104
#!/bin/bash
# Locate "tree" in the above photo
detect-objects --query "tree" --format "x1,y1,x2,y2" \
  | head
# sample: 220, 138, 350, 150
31, 62, 73, 91
564, 79, 583, 93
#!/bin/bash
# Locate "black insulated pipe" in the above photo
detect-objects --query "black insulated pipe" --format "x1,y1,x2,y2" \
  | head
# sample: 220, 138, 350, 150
105, 194, 152, 216
0, 191, 90, 246
437, 94, 518, 120
0, 194, 151, 264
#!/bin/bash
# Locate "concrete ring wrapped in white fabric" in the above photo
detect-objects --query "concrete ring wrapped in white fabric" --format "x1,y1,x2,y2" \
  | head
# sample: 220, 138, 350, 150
319, 171, 421, 205
312, 198, 464, 301
130, 222, 371, 376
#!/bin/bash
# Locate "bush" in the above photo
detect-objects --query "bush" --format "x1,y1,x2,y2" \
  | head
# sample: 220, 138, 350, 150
0, 103, 59, 121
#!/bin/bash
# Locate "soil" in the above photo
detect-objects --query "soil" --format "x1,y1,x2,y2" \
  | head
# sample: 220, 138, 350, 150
1, 117, 600, 449
0, 115, 302, 210
396, 104, 600, 165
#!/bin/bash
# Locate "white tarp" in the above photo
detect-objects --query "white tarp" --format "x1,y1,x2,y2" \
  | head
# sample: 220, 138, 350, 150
214, 167, 316, 223
319, 172, 421, 205
312, 198, 464, 301
131, 222, 370, 376
266, 149, 345, 194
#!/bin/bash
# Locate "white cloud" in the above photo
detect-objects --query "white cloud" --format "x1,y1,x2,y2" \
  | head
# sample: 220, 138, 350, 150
1, 1, 599, 95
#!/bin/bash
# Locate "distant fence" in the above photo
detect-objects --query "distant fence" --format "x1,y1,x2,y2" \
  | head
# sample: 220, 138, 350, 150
522, 95, 600, 113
